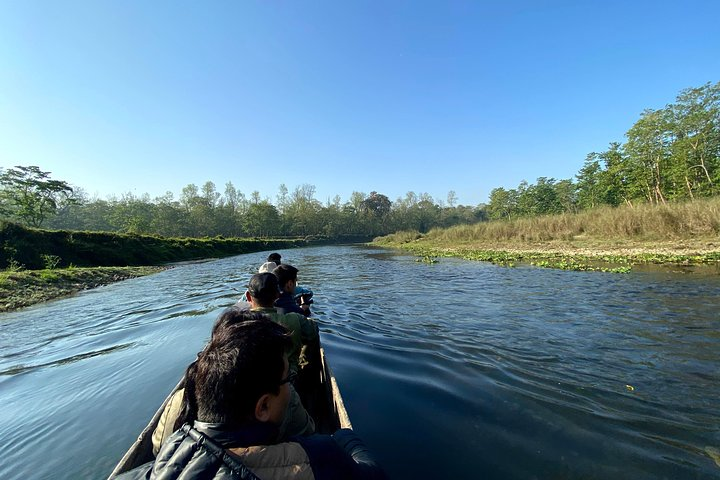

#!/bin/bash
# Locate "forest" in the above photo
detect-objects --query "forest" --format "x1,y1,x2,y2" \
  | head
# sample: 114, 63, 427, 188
1, 82, 718, 239
487, 82, 720, 219
0, 168, 484, 239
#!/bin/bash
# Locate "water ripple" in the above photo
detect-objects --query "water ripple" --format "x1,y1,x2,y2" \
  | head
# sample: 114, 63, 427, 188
0, 246, 719, 480
0, 343, 135, 376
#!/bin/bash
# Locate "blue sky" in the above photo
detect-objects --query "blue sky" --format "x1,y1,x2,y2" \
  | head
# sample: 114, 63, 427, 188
2, 1, 719, 206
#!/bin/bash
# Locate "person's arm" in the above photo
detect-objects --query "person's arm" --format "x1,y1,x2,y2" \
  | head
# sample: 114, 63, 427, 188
151, 389, 185, 456
293, 285, 313, 298
333, 429, 388, 479
293, 430, 387, 480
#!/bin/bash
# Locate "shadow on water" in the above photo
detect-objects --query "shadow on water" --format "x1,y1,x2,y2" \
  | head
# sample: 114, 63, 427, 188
0, 245, 718, 479
0, 343, 135, 376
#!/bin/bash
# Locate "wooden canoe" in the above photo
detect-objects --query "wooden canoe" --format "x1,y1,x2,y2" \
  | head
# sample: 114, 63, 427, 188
108, 345, 351, 478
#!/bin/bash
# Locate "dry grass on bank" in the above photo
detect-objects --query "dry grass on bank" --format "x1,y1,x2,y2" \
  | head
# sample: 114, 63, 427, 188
431, 197, 720, 243
376, 197, 720, 256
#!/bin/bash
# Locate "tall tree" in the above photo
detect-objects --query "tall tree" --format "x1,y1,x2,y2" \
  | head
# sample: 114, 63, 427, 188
285, 184, 322, 235
276, 184, 289, 214
597, 143, 632, 207
487, 187, 517, 220
625, 108, 673, 204
670, 82, 720, 198
0, 165, 75, 227
200, 181, 220, 208
576, 153, 603, 209
553, 179, 577, 213
151, 192, 185, 236
414, 193, 441, 232
243, 201, 280, 237
360, 191, 392, 235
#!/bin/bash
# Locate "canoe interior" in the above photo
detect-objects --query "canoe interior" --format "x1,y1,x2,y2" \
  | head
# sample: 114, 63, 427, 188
108, 346, 350, 478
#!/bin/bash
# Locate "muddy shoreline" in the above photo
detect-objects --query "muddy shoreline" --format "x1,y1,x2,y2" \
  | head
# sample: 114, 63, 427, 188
0, 266, 169, 313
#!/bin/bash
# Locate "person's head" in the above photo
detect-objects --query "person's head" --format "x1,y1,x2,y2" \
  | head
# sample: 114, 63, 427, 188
175, 309, 275, 430
211, 307, 268, 339
267, 253, 281, 265
273, 264, 299, 294
191, 320, 292, 426
247, 272, 280, 307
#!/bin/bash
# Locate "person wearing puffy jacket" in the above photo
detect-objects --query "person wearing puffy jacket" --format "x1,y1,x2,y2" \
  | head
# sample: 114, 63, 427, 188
115, 319, 385, 480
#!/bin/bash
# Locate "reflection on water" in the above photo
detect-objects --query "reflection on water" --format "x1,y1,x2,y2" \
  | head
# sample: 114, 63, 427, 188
0, 246, 719, 479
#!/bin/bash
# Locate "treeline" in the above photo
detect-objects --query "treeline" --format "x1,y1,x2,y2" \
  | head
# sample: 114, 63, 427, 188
0, 168, 484, 237
48, 186, 483, 237
487, 81, 720, 219
2, 82, 718, 238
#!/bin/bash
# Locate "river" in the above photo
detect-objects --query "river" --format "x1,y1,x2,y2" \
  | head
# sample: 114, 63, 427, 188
0, 245, 719, 479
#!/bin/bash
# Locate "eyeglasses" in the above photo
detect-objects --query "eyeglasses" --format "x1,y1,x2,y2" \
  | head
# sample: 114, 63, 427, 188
279, 370, 297, 386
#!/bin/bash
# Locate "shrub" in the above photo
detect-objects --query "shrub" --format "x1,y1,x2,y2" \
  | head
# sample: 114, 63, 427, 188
41, 254, 62, 270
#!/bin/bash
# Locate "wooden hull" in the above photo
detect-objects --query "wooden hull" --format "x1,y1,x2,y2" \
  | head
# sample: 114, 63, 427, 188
108, 346, 350, 478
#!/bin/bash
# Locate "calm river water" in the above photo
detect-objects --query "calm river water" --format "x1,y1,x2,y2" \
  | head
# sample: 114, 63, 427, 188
0, 245, 719, 479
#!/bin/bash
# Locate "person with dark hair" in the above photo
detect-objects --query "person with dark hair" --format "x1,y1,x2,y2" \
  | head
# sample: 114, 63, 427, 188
246, 272, 318, 439
211, 307, 267, 339
151, 309, 273, 454
118, 320, 386, 480
247, 273, 318, 375
235, 260, 278, 306
273, 264, 311, 316
267, 252, 281, 265
272, 263, 302, 316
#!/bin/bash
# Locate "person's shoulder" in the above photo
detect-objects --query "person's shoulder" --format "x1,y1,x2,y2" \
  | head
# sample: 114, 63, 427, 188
270, 310, 303, 328
282, 311, 306, 322
234, 300, 252, 311
155, 426, 260, 479
275, 298, 305, 316
228, 442, 311, 476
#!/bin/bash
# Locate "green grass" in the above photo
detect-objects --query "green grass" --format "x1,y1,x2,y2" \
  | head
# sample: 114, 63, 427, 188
0, 224, 362, 312
0, 223, 331, 270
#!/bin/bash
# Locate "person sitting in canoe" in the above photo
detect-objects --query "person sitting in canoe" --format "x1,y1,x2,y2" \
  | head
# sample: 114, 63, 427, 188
150, 305, 316, 455
267, 252, 282, 265
244, 272, 318, 437
117, 319, 386, 480
237, 259, 314, 312
265, 253, 314, 306
273, 264, 312, 316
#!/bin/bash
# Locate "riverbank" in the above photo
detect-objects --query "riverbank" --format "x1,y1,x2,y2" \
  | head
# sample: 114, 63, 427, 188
0, 223, 336, 270
0, 224, 373, 312
0, 266, 168, 312
372, 235, 720, 273
373, 199, 720, 272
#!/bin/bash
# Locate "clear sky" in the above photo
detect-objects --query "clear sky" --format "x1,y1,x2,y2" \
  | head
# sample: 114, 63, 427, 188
1, 1, 719, 206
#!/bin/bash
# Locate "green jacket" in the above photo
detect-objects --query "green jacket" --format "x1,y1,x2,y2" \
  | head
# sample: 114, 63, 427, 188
251, 307, 319, 374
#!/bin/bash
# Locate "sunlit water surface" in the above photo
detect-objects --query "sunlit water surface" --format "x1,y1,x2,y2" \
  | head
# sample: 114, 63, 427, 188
0, 245, 719, 479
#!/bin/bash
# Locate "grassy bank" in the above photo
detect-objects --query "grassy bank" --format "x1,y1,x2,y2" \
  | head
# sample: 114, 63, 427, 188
0, 223, 334, 270
0, 266, 167, 312
373, 198, 720, 273
0, 224, 371, 312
